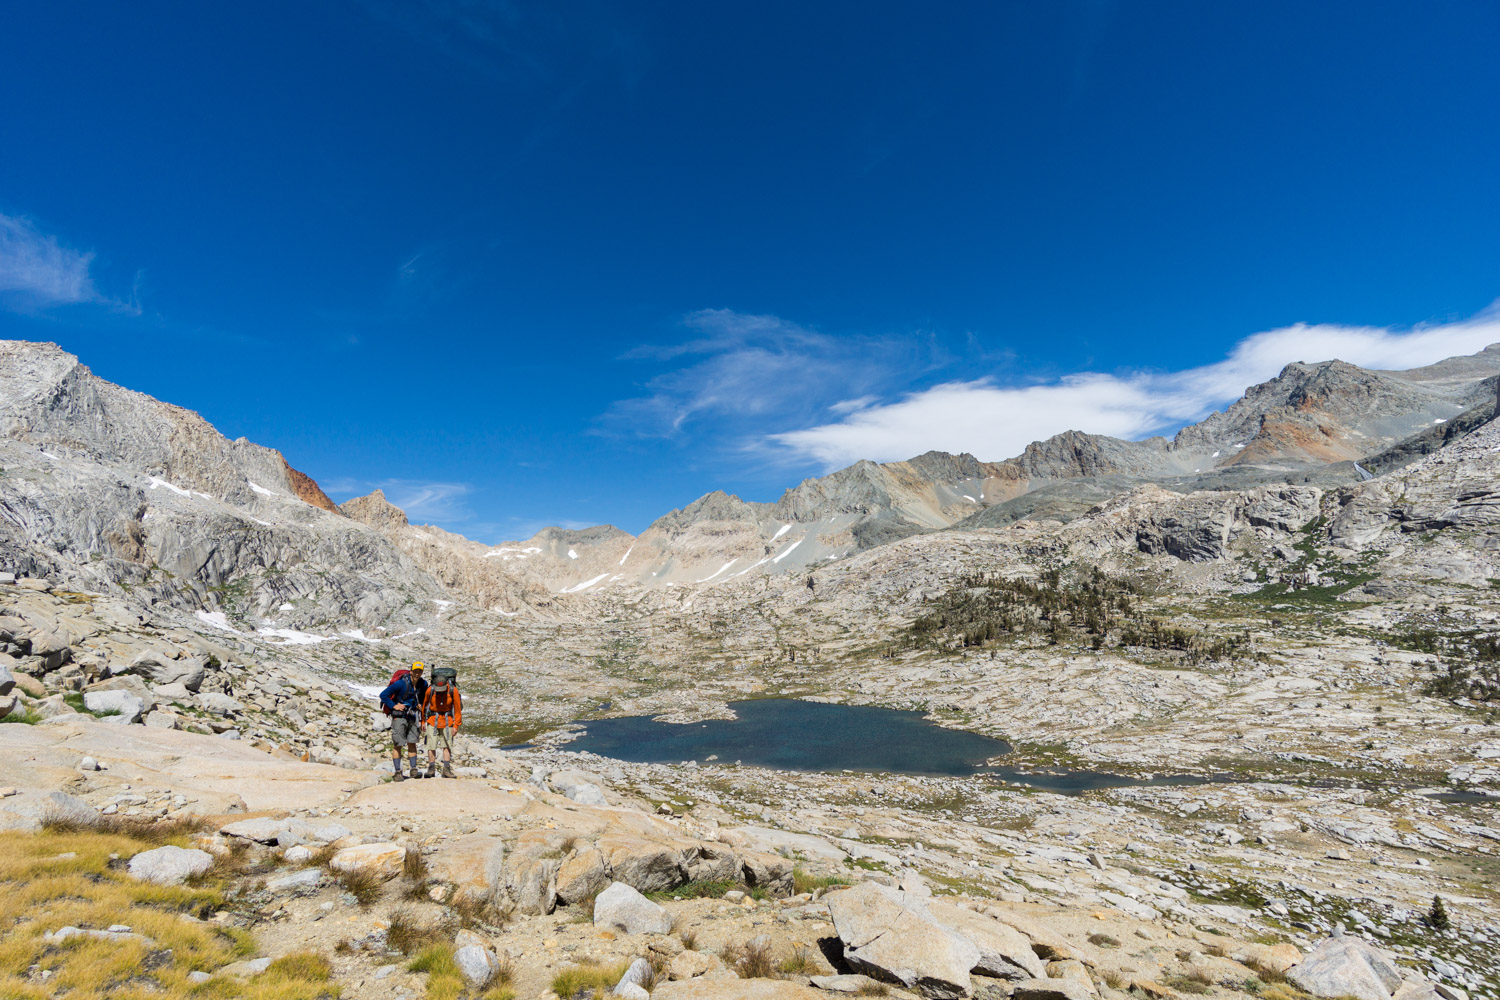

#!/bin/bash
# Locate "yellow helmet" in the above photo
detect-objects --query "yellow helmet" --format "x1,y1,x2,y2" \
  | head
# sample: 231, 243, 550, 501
411, 661, 426, 672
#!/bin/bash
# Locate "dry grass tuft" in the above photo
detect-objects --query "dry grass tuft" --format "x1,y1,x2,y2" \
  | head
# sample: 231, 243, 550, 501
551, 961, 629, 999
855, 983, 891, 997
408, 943, 464, 1000
386, 906, 446, 955
450, 888, 513, 930
778, 944, 817, 975
336, 866, 385, 907
791, 867, 850, 895
265, 951, 334, 982
679, 928, 699, 951
1258, 984, 1309, 1000
1245, 958, 1291, 985
723, 938, 775, 979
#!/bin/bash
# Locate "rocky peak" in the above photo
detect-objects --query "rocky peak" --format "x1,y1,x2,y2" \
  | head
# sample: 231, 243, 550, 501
339, 489, 409, 531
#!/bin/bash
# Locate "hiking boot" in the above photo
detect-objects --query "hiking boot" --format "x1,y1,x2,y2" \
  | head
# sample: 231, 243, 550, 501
424, 764, 437, 779
392, 771, 405, 782
442, 762, 456, 779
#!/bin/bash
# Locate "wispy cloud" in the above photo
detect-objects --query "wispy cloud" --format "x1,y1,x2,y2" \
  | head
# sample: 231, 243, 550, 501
0, 213, 100, 311
0, 212, 141, 316
770, 305, 1500, 468
324, 477, 474, 523
602, 308, 940, 438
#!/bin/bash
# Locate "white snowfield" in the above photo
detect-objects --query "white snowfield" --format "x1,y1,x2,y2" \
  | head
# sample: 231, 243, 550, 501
483, 546, 542, 560
195, 610, 240, 633
561, 572, 609, 594
567, 549, 578, 559
697, 559, 737, 583
148, 477, 191, 497
619, 545, 634, 565
256, 627, 331, 645
772, 537, 804, 564
772, 524, 791, 540
247, 480, 277, 496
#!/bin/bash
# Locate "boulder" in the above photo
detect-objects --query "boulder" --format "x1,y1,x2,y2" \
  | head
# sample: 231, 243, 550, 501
812, 975, 894, 994
454, 944, 501, 987
502, 851, 559, 915
566, 782, 608, 806
41, 791, 99, 828
32, 695, 78, 720
0, 663, 15, 697
83, 689, 145, 723
0, 693, 17, 719
220, 817, 292, 844
267, 868, 324, 892
598, 836, 688, 895
594, 881, 673, 936
196, 692, 243, 716
1394, 982, 1444, 1000
928, 900, 1047, 980
1010, 979, 1096, 1000
126, 652, 205, 692
614, 957, 654, 998
152, 682, 194, 703
669, 950, 722, 980
739, 850, 795, 897
127, 846, 215, 885
84, 674, 156, 709
330, 842, 406, 881
557, 846, 611, 904
1288, 937, 1403, 1000
143, 710, 181, 730
826, 882, 980, 998
652, 981, 830, 999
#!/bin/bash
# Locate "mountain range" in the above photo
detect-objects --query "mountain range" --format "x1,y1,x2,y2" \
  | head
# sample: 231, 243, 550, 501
2, 338, 1498, 624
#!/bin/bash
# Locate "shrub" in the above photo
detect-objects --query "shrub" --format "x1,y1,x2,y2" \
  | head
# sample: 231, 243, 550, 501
1428, 895, 1450, 931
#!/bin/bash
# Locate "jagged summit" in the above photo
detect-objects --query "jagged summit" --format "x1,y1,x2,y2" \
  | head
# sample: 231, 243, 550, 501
339, 489, 409, 531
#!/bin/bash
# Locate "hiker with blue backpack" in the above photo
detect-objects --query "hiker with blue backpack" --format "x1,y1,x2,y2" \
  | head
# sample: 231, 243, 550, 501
380, 661, 430, 781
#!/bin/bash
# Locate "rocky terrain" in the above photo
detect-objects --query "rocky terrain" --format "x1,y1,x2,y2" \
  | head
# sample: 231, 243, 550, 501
2, 336, 1499, 998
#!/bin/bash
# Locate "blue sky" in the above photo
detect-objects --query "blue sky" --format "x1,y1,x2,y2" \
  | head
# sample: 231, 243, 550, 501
3, 2, 1498, 541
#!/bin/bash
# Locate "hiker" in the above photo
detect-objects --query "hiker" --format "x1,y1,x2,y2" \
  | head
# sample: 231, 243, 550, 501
421, 666, 462, 778
410, 660, 429, 744
379, 662, 425, 781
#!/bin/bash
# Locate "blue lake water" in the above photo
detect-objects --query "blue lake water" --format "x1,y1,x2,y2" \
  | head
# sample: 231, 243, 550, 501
563, 698, 1217, 794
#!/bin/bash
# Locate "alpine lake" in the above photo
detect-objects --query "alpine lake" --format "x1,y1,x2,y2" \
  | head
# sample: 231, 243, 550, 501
547, 698, 1219, 795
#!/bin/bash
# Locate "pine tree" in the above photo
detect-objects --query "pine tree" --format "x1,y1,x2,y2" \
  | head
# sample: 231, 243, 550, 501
1428, 894, 1450, 931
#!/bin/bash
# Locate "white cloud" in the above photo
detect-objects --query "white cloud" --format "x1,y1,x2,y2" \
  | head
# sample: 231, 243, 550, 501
769, 306, 1500, 469
0, 213, 100, 311
604, 308, 934, 437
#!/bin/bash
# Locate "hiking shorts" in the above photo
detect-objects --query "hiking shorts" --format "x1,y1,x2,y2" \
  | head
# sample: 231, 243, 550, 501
425, 725, 455, 753
391, 715, 421, 746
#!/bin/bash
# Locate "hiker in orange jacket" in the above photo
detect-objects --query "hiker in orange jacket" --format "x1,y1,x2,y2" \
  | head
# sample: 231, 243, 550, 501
421, 668, 462, 778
